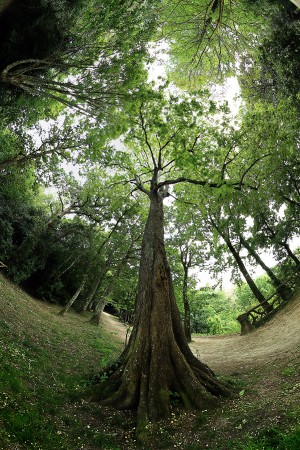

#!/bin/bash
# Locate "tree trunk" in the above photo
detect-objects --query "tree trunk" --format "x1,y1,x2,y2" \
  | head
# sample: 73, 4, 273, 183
49, 255, 78, 280
58, 279, 85, 315
210, 217, 271, 311
239, 236, 293, 301
80, 277, 102, 313
89, 250, 133, 325
89, 299, 106, 325
220, 236, 272, 311
89, 258, 130, 325
281, 242, 300, 268
182, 265, 192, 343
58, 215, 125, 316
79, 260, 110, 313
290, 0, 300, 9
94, 191, 233, 440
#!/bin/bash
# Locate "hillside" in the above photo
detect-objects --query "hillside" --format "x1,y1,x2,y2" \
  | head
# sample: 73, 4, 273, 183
0, 274, 124, 450
0, 274, 300, 449
190, 292, 300, 374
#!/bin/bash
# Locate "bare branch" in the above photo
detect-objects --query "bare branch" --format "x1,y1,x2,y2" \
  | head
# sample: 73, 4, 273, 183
139, 104, 157, 169
239, 153, 271, 189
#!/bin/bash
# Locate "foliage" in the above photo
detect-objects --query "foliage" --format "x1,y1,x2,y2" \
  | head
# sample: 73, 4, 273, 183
0, 0, 158, 115
242, 426, 300, 450
240, 1, 300, 108
234, 273, 274, 310
0, 0, 81, 71
185, 287, 240, 335
160, 0, 278, 85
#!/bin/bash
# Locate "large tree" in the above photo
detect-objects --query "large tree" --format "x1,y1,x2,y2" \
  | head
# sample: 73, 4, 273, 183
91, 88, 254, 438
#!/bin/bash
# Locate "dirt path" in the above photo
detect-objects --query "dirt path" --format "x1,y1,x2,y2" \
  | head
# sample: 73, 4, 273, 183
102, 294, 300, 375
192, 293, 300, 374
101, 311, 128, 341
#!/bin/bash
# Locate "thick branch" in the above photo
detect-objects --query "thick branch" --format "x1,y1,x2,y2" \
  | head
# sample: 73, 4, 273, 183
139, 104, 157, 169
156, 177, 256, 191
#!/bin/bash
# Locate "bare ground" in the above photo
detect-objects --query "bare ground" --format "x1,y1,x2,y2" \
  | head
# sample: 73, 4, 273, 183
101, 311, 128, 342
101, 295, 300, 449
190, 294, 300, 375
102, 296, 300, 376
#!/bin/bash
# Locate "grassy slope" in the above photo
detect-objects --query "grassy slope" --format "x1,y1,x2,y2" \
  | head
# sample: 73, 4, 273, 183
0, 274, 124, 450
0, 273, 300, 450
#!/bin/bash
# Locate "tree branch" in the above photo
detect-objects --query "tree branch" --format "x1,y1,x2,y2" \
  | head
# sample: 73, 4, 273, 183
139, 104, 157, 169
239, 153, 271, 189
156, 177, 257, 191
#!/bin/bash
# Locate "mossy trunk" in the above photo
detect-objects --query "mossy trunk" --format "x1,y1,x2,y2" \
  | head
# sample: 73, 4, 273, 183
88, 303, 104, 325
94, 191, 233, 435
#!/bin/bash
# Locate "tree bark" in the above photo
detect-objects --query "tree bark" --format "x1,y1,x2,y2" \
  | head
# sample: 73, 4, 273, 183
290, 0, 300, 9
259, 216, 300, 271
88, 250, 131, 324
181, 259, 192, 343
94, 190, 233, 440
58, 210, 128, 316
89, 299, 105, 325
58, 279, 86, 315
281, 242, 300, 268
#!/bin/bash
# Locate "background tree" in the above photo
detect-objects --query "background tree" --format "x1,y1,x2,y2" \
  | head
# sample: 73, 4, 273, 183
0, 0, 157, 115
159, 0, 295, 86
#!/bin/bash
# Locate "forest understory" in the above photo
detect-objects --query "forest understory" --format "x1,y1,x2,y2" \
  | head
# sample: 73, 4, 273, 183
0, 274, 299, 450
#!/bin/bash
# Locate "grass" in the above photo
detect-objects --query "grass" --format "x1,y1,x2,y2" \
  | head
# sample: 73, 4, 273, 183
241, 426, 300, 450
0, 274, 123, 449
0, 273, 300, 449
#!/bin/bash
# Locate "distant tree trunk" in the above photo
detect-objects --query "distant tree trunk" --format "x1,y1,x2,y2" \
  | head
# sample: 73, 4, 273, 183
95, 190, 232, 440
89, 299, 106, 325
89, 249, 132, 325
239, 235, 293, 301
49, 255, 80, 280
79, 258, 111, 313
281, 242, 300, 268
290, 0, 300, 9
260, 216, 300, 271
58, 213, 127, 316
226, 238, 271, 310
80, 277, 102, 313
58, 278, 86, 315
209, 218, 271, 311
